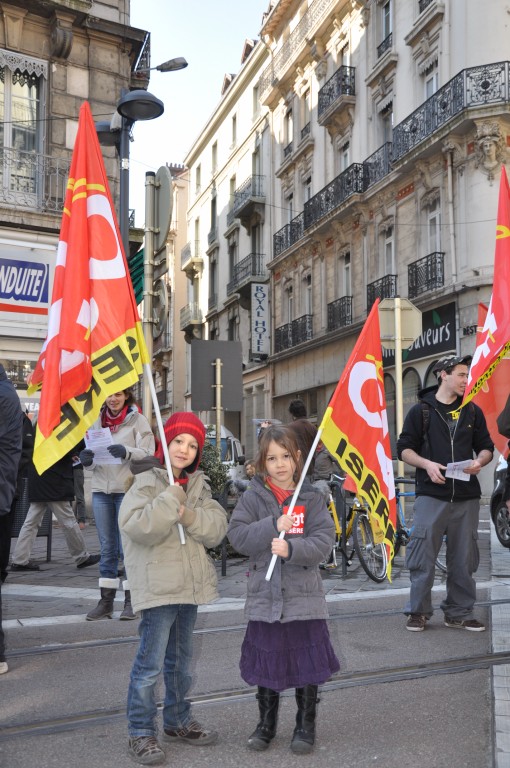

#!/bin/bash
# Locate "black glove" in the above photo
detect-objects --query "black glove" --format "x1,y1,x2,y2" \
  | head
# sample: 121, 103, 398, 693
79, 449, 94, 467
108, 444, 127, 459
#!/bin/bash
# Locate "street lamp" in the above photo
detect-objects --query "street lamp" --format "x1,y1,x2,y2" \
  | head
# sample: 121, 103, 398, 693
95, 56, 187, 256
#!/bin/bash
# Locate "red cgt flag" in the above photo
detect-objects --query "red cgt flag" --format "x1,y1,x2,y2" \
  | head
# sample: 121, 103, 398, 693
29, 101, 149, 474
318, 299, 396, 579
472, 303, 510, 457
463, 166, 510, 407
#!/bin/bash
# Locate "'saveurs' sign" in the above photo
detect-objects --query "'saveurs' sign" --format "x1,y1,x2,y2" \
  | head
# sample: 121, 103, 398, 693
0, 257, 49, 314
251, 283, 270, 357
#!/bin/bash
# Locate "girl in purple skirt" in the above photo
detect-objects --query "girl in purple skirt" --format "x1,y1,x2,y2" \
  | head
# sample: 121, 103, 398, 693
227, 425, 339, 754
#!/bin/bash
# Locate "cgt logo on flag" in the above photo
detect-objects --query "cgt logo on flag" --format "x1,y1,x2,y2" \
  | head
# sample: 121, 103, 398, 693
29, 101, 148, 474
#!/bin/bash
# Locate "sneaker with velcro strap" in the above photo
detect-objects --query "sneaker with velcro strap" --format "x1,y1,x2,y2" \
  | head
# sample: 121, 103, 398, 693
128, 736, 165, 765
163, 719, 218, 745
444, 617, 486, 631
406, 614, 427, 632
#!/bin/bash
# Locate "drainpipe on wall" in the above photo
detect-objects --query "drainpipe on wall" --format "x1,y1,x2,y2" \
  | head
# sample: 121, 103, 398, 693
445, 147, 457, 286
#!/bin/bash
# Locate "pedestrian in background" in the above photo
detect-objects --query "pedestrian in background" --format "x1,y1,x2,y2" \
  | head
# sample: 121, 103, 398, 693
10, 439, 99, 572
72, 452, 87, 529
286, 398, 317, 475
397, 355, 493, 632
119, 412, 227, 766
0, 363, 24, 675
79, 389, 154, 621
227, 425, 339, 755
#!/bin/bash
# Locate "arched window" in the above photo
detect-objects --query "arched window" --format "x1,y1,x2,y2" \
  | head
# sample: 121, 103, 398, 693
403, 368, 421, 421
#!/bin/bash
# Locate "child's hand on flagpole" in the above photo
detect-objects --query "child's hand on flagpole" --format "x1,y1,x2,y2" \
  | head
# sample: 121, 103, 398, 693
271, 537, 289, 558
276, 513, 294, 533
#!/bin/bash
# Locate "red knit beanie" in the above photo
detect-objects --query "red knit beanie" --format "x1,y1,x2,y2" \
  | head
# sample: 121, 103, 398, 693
155, 412, 206, 473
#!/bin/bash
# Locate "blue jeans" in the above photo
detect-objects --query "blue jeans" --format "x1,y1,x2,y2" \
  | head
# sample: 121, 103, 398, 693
92, 492, 124, 579
127, 604, 198, 738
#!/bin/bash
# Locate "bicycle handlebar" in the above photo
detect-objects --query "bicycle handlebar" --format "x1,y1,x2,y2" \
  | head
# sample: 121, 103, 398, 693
394, 476, 416, 485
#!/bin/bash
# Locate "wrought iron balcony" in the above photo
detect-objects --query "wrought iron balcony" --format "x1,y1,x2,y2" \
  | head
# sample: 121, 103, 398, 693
208, 293, 217, 311
153, 332, 172, 354
392, 62, 510, 162
301, 122, 311, 140
179, 302, 203, 332
232, 175, 265, 221
283, 142, 293, 159
318, 65, 356, 123
274, 315, 313, 352
207, 227, 218, 247
367, 275, 398, 309
364, 143, 393, 190
0, 147, 70, 212
419, 0, 434, 12
327, 296, 353, 331
259, 0, 334, 99
273, 212, 305, 258
226, 207, 237, 228
181, 240, 203, 272
377, 32, 393, 59
304, 163, 365, 230
408, 251, 445, 299
227, 253, 267, 296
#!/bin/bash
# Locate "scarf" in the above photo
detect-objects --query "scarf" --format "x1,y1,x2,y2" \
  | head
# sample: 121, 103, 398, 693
101, 404, 129, 433
266, 477, 295, 506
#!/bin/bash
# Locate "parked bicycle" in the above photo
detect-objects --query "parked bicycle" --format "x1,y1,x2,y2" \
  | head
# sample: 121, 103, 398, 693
320, 474, 387, 583
393, 477, 447, 573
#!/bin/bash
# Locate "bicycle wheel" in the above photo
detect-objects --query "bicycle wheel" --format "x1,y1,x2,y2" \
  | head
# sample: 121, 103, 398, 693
353, 511, 387, 582
435, 536, 447, 573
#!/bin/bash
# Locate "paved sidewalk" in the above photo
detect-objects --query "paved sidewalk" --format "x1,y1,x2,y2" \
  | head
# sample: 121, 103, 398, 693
2, 507, 510, 766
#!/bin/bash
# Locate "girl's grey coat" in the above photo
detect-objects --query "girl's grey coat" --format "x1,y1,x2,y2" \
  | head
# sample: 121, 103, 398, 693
227, 474, 335, 624
119, 463, 228, 613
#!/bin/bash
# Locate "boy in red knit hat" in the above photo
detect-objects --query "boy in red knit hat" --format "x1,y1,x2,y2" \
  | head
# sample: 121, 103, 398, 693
119, 412, 228, 765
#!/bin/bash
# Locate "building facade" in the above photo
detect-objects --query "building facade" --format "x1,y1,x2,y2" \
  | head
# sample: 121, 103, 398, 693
181, 0, 504, 463
0, 0, 149, 413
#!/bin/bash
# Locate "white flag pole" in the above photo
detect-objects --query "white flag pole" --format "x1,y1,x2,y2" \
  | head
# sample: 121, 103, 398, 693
264, 427, 323, 581
143, 362, 186, 545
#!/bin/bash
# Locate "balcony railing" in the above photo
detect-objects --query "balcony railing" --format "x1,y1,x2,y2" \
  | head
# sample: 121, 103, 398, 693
181, 240, 201, 270
283, 142, 293, 159
153, 332, 172, 354
180, 302, 202, 331
227, 253, 266, 295
207, 227, 218, 246
275, 315, 313, 352
273, 212, 305, 258
367, 275, 398, 308
304, 163, 365, 230
377, 32, 393, 59
392, 62, 510, 162
232, 175, 265, 218
327, 296, 353, 331
0, 147, 70, 212
226, 207, 236, 228
419, 0, 434, 12
408, 251, 445, 298
301, 122, 311, 140
364, 143, 393, 190
318, 65, 356, 118
259, 0, 334, 98
208, 293, 217, 311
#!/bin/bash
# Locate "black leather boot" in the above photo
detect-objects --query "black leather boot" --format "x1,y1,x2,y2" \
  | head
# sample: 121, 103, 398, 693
120, 590, 137, 621
290, 685, 319, 754
86, 587, 116, 620
247, 686, 280, 751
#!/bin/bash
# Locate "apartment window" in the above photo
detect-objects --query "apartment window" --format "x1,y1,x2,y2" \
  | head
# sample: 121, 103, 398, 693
340, 44, 350, 67
252, 84, 260, 118
231, 114, 237, 147
209, 253, 218, 302
303, 176, 312, 203
383, 226, 394, 274
228, 316, 238, 341
195, 164, 201, 194
284, 108, 293, 151
424, 61, 439, 99
302, 89, 310, 130
343, 252, 351, 296
0, 52, 46, 202
286, 284, 293, 323
194, 218, 200, 257
380, 101, 393, 144
427, 198, 441, 253
228, 235, 238, 278
381, 0, 392, 39
229, 175, 236, 211
211, 142, 218, 174
251, 222, 261, 253
304, 273, 312, 316
286, 192, 294, 224
341, 141, 350, 171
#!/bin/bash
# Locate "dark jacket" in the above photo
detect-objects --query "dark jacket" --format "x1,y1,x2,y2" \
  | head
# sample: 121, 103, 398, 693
397, 386, 494, 501
28, 448, 75, 502
13, 414, 34, 501
0, 365, 23, 516
227, 474, 334, 624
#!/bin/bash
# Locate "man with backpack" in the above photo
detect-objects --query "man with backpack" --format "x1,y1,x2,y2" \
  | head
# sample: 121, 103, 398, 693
397, 355, 493, 632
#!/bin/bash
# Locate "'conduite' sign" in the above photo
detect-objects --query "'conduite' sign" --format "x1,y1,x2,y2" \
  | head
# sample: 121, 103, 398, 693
0, 257, 49, 314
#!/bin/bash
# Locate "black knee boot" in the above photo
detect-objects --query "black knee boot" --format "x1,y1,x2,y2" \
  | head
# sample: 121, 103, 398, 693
247, 686, 280, 751
290, 685, 319, 754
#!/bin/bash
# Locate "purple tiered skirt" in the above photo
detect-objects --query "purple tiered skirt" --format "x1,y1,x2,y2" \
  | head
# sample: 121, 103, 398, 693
239, 618, 340, 692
